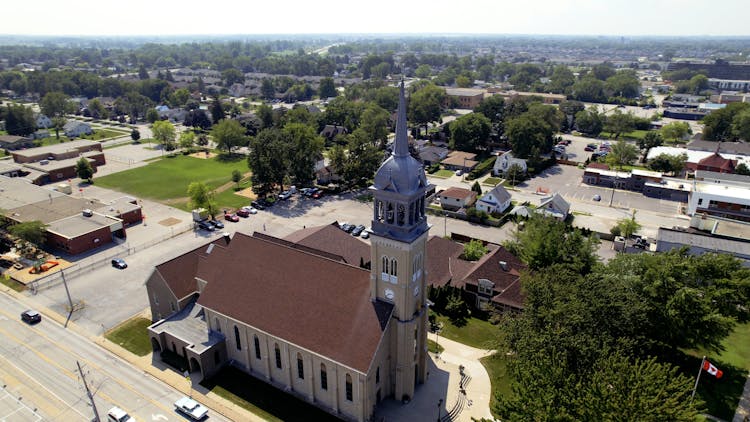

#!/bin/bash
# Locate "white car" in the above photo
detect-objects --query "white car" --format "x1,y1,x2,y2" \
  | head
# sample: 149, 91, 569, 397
106, 407, 132, 422
174, 397, 208, 420
241, 206, 258, 214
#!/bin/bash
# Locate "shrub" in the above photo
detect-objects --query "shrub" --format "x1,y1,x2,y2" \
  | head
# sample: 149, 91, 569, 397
467, 156, 497, 180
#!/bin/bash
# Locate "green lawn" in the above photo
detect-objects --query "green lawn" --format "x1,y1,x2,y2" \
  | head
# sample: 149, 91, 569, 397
79, 128, 130, 141
201, 366, 341, 422
105, 317, 152, 356
0, 275, 25, 292
431, 313, 499, 349
600, 130, 650, 141
483, 177, 502, 186
481, 353, 511, 418
427, 339, 444, 354
94, 155, 248, 201
432, 169, 455, 178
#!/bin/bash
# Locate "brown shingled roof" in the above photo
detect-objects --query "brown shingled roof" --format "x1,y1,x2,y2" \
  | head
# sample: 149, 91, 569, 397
196, 233, 392, 373
154, 236, 231, 301
425, 236, 464, 287
283, 223, 371, 266
460, 246, 527, 310
440, 187, 475, 200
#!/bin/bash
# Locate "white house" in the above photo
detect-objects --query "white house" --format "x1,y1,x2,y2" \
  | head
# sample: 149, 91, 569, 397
35, 114, 52, 129
63, 121, 92, 138
536, 193, 570, 220
476, 185, 512, 214
493, 151, 527, 177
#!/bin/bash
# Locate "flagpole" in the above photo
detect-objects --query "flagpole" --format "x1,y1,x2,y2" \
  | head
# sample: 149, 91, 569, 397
690, 355, 706, 403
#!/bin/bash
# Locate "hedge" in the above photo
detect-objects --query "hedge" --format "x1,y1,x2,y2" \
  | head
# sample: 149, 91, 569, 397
467, 156, 497, 180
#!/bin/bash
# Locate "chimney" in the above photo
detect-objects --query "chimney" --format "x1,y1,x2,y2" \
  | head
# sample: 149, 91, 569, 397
499, 261, 508, 271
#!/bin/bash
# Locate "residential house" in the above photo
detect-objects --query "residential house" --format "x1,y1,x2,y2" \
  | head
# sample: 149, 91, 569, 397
536, 193, 570, 220
438, 187, 477, 212
696, 152, 736, 173
493, 151, 527, 177
475, 185, 512, 214
441, 151, 478, 173
0, 135, 34, 150
63, 121, 92, 138
320, 125, 348, 141
418, 146, 450, 166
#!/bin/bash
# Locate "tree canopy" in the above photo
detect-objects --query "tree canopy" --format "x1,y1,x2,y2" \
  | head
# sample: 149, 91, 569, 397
211, 118, 247, 153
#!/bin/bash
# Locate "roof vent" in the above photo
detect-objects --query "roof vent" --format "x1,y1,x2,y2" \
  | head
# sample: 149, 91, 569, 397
82, 209, 93, 217
499, 261, 508, 271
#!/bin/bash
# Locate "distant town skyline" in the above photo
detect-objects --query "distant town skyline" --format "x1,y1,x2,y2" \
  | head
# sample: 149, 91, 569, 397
3, 0, 749, 37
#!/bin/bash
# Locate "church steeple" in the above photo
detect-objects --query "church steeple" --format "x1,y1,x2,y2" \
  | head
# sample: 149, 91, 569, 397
370, 80, 432, 243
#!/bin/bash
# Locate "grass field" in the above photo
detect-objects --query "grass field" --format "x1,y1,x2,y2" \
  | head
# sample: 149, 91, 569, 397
105, 317, 152, 356
481, 353, 511, 418
483, 176, 502, 186
431, 313, 499, 350
432, 169, 455, 178
95, 155, 248, 202
600, 129, 650, 141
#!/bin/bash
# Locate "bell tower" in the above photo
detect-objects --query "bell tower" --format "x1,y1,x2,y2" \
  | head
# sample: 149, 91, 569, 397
370, 80, 432, 401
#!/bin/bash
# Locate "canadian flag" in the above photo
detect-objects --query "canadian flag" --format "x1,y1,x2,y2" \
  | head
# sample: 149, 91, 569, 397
703, 360, 724, 379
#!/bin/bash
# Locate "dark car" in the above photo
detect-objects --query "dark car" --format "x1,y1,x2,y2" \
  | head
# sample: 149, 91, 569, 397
250, 200, 265, 210
236, 208, 250, 218
351, 225, 366, 236
197, 220, 215, 231
593, 194, 601, 202
209, 219, 224, 230
311, 190, 323, 199
111, 258, 127, 269
342, 224, 355, 233
21, 309, 41, 324
304, 188, 319, 197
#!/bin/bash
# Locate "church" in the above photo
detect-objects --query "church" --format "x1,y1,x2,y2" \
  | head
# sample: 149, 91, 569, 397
146, 81, 433, 421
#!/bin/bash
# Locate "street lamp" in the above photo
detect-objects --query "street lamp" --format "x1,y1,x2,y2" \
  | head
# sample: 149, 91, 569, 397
437, 398, 443, 422
443, 212, 448, 237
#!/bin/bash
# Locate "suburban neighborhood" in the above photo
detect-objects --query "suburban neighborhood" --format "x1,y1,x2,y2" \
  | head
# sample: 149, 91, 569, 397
1, 7, 750, 422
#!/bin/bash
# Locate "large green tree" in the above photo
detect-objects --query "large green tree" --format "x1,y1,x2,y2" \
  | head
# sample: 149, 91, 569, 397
151, 120, 176, 151
449, 112, 491, 152
211, 118, 247, 153
574, 107, 603, 136
318, 77, 337, 99
282, 123, 324, 187
605, 140, 639, 169
75, 157, 95, 182
248, 128, 289, 195
505, 114, 554, 159
604, 109, 635, 139
4, 103, 36, 136
660, 121, 692, 143
8, 221, 47, 245
408, 83, 446, 137
187, 182, 217, 216
702, 102, 750, 141
40, 91, 71, 118
359, 103, 390, 148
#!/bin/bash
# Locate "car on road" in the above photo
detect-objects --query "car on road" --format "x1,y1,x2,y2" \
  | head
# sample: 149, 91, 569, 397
455, 169, 463, 176
224, 212, 240, 222
111, 258, 127, 269
21, 309, 41, 324
593, 194, 601, 202
107, 406, 132, 422
250, 200, 265, 210
361, 230, 370, 239
304, 188, 320, 197
174, 396, 208, 421
207, 219, 224, 230
236, 208, 251, 218
311, 190, 323, 199
279, 190, 292, 200
241, 206, 258, 214
352, 224, 366, 237
197, 220, 215, 231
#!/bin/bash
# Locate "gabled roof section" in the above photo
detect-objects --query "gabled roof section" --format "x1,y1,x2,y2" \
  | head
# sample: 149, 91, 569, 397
283, 223, 371, 266
196, 232, 392, 373
154, 236, 231, 301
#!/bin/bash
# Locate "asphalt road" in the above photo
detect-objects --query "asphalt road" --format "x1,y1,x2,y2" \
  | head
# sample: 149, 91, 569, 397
0, 292, 230, 422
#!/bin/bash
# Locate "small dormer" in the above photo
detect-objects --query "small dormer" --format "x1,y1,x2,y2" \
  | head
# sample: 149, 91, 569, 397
478, 278, 494, 296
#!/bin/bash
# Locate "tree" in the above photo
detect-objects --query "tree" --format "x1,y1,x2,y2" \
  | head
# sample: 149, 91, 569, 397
4, 103, 35, 136
415, 64, 432, 79
75, 157, 95, 182
187, 182, 217, 216
603, 110, 635, 139
248, 128, 289, 196
703, 102, 750, 141
318, 77, 337, 99
138, 64, 149, 80
179, 131, 195, 151
8, 221, 47, 245
450, 112, 491, 152
605, 140, 639, 170
614, 210, 641, 238
731, 108, 750, 141
736, 162, 750, 176
590, 63, 616, 80
471, 181, 482, 196
343, 128, 382, 187
461, 239, 488, 261
221, 68, 244, 87
145, 108, 159, 124
152, 120, 176, 151
637, 130, 663, 154
548, 65, 575, 94
282, 123, 324, 187
131, 128, 141, 142
660, 121, 692, 144
231, 169, 242, 190
87, 98, 108, 119
574, 107, 603, 136
40, 91, 70, 118
604, 70, 640, 98
51, 116, 66, 140
408, 83, 446, 137
359, 104, 390, 148
261, 78, 275, 100
505, 114, 552, 159
256, 104, 274, 129
648, 153, 687, 175
183, 109, 212, 130
506, 163, 524, 185
211, 119, 246, 153
572, 76, 605, 102
210, 96, 225, 123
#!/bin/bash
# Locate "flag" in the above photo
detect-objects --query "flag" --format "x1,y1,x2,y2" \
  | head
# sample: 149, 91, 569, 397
703, 360, 723, 379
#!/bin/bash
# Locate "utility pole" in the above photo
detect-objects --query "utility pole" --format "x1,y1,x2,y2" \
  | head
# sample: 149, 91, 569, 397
77, 361, 100, 422
61, 271, 75, 328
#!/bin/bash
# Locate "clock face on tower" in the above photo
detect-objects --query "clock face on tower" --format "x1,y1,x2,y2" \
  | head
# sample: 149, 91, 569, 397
384, 288, 395, 300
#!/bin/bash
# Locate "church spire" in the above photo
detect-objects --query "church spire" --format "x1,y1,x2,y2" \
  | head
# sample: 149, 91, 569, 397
394, 80, 409, 158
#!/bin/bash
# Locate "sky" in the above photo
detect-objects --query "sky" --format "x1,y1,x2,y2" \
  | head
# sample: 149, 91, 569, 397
3, 0, 749, 37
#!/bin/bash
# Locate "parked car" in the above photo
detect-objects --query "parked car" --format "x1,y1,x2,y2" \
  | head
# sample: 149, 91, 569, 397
107, 407, 132, 422
209, 219, 224, 230
304, 188, 319, 197
455, 169, 463, 176
361, 231, 370, 239
250, 200, 265, 210
342, 224, 355, 233
352, 225, 366, 237
111, 258, 127, 269
278, 190, 292, 200
236, 208, 250, 218
197, 220, 215, 231
593, 194, 601, 202
584, 145, 596, 152
224, 212, 239, 222
311, 190, 323, 199
21, 309, 41, 324
241, 206, 258, 214
174, 397, 208, 421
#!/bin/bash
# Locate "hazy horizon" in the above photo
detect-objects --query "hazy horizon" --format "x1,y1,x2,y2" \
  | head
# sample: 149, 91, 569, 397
3, 0, 749, 37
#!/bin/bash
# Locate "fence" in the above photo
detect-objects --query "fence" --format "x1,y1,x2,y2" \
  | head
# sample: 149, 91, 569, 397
29, 221, 194, 293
